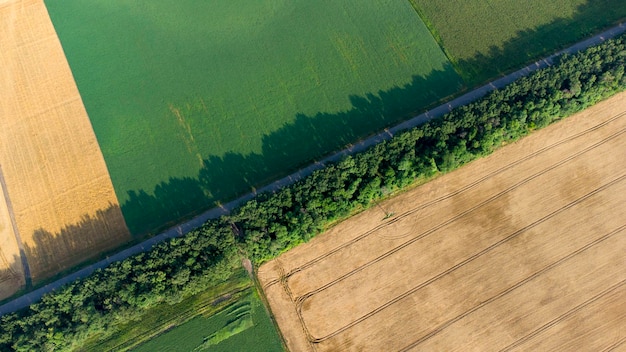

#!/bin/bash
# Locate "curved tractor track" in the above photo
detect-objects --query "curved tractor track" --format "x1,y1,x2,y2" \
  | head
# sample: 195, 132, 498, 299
258, 95, 626, 352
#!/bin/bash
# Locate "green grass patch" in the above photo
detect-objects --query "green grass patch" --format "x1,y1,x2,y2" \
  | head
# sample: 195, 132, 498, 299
44, 0, 461, 235
77, 270, 254, 352
409, 0, 626, 84
131, 286, 283, 352
192, 301, 254, 350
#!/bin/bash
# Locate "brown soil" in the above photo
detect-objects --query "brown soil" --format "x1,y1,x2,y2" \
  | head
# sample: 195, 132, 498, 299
258, 91, 626, 352
0, 0, 130, 285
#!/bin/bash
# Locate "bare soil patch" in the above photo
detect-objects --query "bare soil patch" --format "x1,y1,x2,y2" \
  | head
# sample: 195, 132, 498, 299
259, 92, 626, 351
0, 0, 130, 284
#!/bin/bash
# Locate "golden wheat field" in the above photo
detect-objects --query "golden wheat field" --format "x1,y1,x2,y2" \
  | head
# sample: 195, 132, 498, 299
0, 0, 130, 292
0, 177, 24, 301
259, 92, 626, 352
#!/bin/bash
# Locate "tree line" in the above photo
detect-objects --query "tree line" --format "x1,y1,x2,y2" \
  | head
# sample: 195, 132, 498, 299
1, 33, 625, 351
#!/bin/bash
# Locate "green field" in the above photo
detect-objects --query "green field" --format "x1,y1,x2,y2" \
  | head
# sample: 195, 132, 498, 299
132, 287, 283, 352
79, 270, 283, 352
410, 0, 626, 83
44, 0, 461, 235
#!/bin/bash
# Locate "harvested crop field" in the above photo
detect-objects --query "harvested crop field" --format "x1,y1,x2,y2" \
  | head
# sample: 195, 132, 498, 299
258, 92, 626, 351
0, 175, 24, 301
0, 0, 130, 285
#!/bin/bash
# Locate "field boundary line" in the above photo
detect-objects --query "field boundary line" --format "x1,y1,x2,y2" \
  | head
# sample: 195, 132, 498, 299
289, 128, 626, 305
0, 164, 30, 288
399, 226, 626, 351
262, 112, 626, 288
247, 261, 292, 352
500, 281, 626, 351
404, 0, 461, 77
302, 179, 626, 343
2, 23, 625, 316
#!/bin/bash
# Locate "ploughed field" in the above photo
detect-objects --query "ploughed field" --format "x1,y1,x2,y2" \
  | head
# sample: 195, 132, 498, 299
258, 92, 626, 351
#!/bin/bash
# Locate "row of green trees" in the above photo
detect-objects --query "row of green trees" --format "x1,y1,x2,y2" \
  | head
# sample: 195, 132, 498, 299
233, 35, 626, 262
1, 33, 625, 351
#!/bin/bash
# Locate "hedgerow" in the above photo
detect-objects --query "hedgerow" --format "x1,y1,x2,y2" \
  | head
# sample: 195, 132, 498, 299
1, 33, 624, 352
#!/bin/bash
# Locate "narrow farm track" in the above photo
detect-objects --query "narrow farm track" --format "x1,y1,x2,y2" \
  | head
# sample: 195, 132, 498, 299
0, 165, 30, 286
258, 92, 626, 351
266, 113, 626, 287
0, 165, 26, 299
0, 21, 624, 316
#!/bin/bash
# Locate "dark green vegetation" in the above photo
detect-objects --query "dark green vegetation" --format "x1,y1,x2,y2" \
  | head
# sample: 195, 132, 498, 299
132, 288, 282, 352
79, 270, 253, 351
1, 31, 624, 352
409, 0, 626, 83
44, 0, 461, 235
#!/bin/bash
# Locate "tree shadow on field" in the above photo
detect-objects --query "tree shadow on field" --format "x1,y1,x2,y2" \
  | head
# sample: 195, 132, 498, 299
24, 203, 131, 283
120, 0, 626, 235
121, 66, 464, 236
0, 254, 25, 302
453, 0, 626, 84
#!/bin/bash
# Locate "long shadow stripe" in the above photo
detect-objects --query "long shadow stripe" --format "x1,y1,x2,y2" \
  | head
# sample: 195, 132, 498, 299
0, 164, 31, 288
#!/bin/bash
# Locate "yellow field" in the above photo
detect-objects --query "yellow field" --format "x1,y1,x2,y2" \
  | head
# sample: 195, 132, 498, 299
0, 175, 24, 301
259, 92, 626, 351
0, 0, 130, 289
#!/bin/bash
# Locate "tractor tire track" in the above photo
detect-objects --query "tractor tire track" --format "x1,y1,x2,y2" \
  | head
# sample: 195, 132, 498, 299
303, 178, 625, 343
603, 337, 626, 352
262, 113, 626, 290
290, 128, 624, 306
2, 23, 625, 317
399, 227, 626, 351
500, 278, 626, 351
